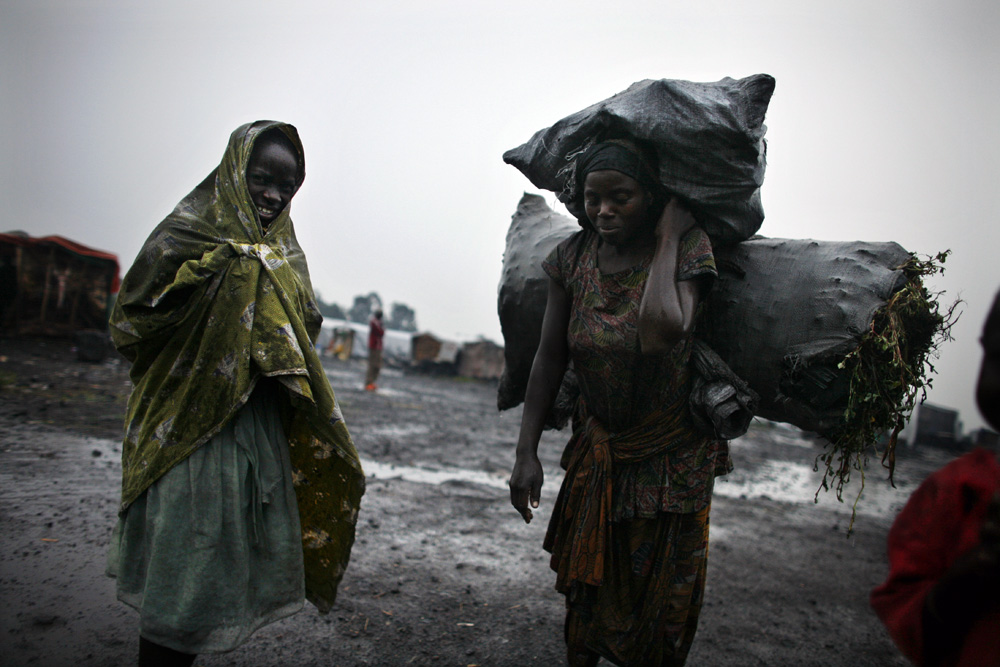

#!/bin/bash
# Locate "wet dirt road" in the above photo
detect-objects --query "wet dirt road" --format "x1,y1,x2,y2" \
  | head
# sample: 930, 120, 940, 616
0, 342, 947, 666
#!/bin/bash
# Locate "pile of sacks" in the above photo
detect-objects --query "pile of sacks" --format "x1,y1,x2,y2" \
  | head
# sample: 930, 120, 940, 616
498, 75, 944, 447
497, 194, 916, 437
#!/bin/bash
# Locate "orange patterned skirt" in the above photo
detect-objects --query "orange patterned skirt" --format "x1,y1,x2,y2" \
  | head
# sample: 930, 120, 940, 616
553, 504, 712, 667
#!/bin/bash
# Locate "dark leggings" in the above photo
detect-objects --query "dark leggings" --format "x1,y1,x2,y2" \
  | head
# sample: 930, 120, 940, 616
565, 609, 601, 667
138, 637, 196, 667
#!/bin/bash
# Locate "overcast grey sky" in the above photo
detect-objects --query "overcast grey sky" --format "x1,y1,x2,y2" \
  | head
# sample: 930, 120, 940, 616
2, 0, 998, 430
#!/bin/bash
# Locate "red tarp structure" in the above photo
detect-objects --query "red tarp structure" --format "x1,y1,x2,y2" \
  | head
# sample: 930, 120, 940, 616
0, 232, 121, 337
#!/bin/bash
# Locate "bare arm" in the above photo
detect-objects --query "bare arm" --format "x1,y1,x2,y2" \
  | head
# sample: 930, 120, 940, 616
638, 198, 702, 355
509, 278, 571, 523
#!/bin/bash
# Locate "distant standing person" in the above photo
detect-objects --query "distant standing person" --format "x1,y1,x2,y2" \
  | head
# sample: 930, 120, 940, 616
366, 309, 385, 391
871, 289, 1000, 666
106, 121, 365, 666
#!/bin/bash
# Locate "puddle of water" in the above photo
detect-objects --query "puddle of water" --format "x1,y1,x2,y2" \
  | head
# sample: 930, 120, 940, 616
708, 524, 731, 541
715, 460, 816, 505
324, 374, 415, 400
325, 369, 358, 381
17, 431, 909, 520
361, 456, 912, 520
735, 422, 818, 450
362, 458, 511, 491
761, 430, 816, 449
368, 388, 411, 399
364, 424, 431, 438
715, 459, 910, 518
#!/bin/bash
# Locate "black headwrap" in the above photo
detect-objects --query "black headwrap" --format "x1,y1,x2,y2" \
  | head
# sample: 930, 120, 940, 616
575, 140, 661, 195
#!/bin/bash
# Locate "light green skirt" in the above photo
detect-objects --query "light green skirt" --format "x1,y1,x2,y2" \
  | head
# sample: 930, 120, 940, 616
107, 380, 305, 654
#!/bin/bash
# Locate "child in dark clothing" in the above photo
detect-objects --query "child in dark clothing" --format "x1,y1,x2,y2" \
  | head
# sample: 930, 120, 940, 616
871, 291, 1000, 666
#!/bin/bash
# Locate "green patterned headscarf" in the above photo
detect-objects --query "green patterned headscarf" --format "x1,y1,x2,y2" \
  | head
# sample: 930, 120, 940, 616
110, 120, 364, 612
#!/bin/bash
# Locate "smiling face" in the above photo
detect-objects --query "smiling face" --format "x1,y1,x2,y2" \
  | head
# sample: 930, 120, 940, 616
246, 135, 300, 228
583, 169, 654, 248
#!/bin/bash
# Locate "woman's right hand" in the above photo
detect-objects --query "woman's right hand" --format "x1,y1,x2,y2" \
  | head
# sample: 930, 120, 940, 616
509, 454, 544, 524
654, 197, 697, 242
509, 278, 568, 525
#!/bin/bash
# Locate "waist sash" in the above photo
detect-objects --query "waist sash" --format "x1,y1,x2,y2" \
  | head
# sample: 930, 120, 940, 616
544, 400, 692, 589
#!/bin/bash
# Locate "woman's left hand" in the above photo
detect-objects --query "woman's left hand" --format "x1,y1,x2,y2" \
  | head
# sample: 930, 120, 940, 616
654, 197, 697, 242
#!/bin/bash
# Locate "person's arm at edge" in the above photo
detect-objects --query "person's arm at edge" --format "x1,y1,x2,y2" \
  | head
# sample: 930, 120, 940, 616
921, 494, 1000, 666
509, 278, 571, 524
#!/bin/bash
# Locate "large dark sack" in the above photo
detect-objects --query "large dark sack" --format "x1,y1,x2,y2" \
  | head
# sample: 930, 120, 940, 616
502, 75, 775, 245
701, 238, 912, 433
496, 196, 930, 438
496, 193, 578, 417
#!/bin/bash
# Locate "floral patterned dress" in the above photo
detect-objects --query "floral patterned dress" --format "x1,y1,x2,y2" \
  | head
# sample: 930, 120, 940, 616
541, 226, 731, 666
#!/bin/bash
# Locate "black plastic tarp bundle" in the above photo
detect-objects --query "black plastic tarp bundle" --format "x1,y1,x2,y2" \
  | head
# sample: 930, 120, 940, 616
702, 238, 912, 433
496, 194, 919, 438
502, 74, 775, 246
496, 193, 579, 420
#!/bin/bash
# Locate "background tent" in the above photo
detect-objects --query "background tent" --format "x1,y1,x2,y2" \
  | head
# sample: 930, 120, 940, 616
457, 340, 505, 380
0, 232, 120, 337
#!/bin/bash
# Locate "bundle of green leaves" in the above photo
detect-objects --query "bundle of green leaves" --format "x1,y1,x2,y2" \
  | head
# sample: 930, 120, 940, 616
817, 251, 958, 532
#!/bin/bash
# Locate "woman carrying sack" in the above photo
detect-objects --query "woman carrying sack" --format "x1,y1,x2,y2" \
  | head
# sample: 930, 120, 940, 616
509, 138, 730, 667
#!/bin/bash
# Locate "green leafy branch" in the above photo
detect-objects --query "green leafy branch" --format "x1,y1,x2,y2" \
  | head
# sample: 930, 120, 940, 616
814, 250, 960, 533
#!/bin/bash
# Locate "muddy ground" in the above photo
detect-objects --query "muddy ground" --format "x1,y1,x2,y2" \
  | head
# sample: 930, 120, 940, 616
0, 336, 956, 666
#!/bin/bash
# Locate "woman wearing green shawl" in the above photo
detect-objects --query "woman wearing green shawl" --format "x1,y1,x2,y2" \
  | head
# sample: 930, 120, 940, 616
106, 121, 365, 666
